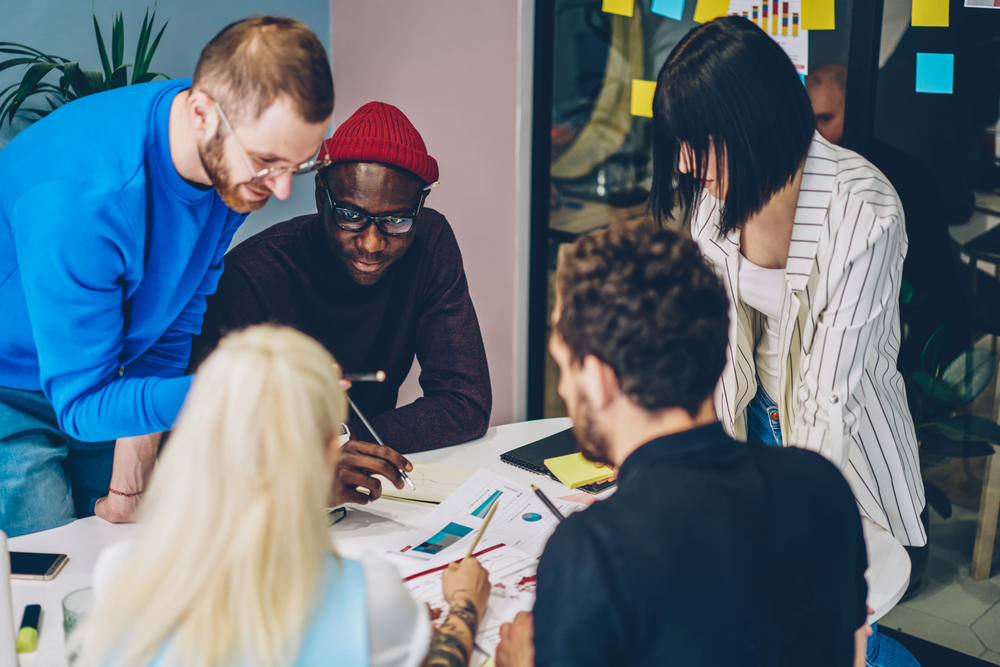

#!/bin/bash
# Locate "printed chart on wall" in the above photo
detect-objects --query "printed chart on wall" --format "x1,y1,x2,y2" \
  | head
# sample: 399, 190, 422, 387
729, 0, 809, 74
403, 543, 539, 656
385, 469, 588, 562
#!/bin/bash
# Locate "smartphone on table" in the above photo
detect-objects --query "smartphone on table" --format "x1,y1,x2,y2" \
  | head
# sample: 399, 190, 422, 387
10, 552, 68, 581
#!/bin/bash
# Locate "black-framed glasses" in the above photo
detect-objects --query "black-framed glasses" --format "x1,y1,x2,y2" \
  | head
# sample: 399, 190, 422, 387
320, 178, 439, 236
215, 102, 331, 187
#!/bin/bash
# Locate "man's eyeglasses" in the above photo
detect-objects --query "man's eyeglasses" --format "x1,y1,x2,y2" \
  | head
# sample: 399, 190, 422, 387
215, 102, 331, 187
320, 178, 438, 236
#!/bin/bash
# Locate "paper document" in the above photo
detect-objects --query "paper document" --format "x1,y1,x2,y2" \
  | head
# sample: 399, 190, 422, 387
381, 460, 476, 505
403, 543, 538, 656
385, 469, 588, 561
728, 0, 809, 73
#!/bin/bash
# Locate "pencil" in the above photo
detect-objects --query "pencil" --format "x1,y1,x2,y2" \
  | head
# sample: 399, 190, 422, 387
531, 485, 565, 522
345, 371, 386, 383
465, 499, 500, 558
348, 397, 416, 491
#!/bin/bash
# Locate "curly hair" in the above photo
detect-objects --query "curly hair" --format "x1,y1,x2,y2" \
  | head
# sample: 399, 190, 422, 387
555, 222, 730, 416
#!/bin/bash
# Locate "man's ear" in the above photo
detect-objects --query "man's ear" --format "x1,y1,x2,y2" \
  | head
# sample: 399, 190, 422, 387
578, 354, 620, 411
315, 173, 325, 214
187, 89, 217, 142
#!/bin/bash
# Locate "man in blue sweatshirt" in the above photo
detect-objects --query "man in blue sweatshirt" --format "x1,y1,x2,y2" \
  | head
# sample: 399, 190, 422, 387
0, 16, 334, 536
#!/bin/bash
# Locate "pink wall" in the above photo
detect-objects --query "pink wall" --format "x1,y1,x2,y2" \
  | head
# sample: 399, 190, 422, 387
330, 1, 531, 426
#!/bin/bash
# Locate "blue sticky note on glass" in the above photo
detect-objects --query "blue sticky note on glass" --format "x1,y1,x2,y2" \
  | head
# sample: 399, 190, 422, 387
652, 0, 686, 19
915, 53, 954, 94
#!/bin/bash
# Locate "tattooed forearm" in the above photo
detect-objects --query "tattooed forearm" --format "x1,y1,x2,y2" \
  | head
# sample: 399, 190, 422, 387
423, 598, 480, 667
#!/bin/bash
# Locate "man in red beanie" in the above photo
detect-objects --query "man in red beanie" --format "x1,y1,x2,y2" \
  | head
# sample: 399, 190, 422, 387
191, 102, 492, 505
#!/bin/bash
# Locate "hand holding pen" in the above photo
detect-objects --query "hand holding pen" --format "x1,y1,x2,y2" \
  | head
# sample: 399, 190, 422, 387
330, 370, 417, 505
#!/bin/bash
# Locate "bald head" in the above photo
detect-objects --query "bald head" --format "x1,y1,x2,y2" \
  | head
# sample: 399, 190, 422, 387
805, 63, 847, 145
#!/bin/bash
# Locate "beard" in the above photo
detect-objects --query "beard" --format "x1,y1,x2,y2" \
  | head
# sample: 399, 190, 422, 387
571, 392, 614, 466
199, 129, 268, 214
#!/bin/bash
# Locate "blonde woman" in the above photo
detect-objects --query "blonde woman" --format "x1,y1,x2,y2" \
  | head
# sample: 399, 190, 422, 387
75, 326, 490, 667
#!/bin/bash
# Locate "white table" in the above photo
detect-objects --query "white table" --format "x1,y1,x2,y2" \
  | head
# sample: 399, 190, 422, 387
9, 416, 910, 665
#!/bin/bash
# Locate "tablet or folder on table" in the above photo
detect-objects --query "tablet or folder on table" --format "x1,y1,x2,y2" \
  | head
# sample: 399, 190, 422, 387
500, 429, 617, 494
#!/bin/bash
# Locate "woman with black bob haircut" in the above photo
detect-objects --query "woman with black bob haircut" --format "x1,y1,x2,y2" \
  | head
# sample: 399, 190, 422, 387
650, 17, 924, 667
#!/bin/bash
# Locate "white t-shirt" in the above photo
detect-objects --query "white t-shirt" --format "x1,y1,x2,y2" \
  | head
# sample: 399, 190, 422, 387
738, 254, 785, 403
92, 542, 430, 667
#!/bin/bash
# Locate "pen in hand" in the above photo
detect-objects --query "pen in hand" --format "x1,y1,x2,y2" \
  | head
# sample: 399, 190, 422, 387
348, 397, 416, 491
344, 370, 386, 383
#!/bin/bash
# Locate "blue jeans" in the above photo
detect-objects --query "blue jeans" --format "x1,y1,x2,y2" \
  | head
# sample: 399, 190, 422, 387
868, 623, 921, 666
746, 385, 783, 447
0, 386, 114, 537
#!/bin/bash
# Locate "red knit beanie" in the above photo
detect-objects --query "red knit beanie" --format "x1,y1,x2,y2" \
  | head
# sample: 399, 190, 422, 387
321, 102, 439, 184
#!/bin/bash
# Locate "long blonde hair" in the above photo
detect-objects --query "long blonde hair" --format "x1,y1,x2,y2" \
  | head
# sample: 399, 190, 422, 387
78, 326, 347, 667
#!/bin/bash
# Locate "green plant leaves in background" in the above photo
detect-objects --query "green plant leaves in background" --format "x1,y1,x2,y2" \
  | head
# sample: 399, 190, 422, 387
913, 348, 997, 406
0, 9, 168, 131
918, 416, 999, 458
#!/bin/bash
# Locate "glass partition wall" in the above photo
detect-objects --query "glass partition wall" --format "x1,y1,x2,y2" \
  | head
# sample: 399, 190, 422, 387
528, 0, 1000, 659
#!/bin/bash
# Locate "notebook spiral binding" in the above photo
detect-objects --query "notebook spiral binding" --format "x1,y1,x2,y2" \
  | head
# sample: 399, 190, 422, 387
500, 455, 558, 479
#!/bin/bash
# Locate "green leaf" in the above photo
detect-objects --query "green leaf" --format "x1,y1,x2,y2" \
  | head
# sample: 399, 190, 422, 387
933, 415, 1000, 445
133, 71, 166, 85
110, 64, 130, 89
0, 42, 59, 60
61, 62, 90, 98
93, 15, 113, 83
941, 348, 996, 404
912, 371, 956, 403
6, 62, 61, 124
80, 70, 106, 96
900, 278, 914, 304
141, 20, 168, 76
132, 9, 151, 83
924, 480, 953, 519
921, 325, 950, 374
112, 12, 124, 71
919, 430, 995, 458
0, 57, 45, 74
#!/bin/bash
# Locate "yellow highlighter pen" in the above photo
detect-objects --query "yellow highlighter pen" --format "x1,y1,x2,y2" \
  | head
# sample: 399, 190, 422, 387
16, 604, 40, 654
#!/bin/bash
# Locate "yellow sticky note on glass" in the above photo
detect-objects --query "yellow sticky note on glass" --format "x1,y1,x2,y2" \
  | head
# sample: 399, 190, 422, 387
603, 0, 635, 16
693, 0, 730, 23
912, 0, 948, 26
544, 453, 615, 490
631, 79, 656, 118
802, 0, 835, 29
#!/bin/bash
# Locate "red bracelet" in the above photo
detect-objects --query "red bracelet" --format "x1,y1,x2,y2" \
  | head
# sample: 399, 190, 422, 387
108, 488, 143, 498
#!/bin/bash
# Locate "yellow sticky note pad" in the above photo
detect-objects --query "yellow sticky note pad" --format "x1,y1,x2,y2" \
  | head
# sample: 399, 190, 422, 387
631, 79, 656, 118
802, 0, 835, 29
912, 0, 948, 26
603, 0, 635, 16
545, 453, 615, 490
693, 0, 730, 23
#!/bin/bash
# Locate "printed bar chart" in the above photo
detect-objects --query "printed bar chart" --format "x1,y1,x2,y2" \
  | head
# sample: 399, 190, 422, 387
472, 490, 502, 518
411, 522, 473, 555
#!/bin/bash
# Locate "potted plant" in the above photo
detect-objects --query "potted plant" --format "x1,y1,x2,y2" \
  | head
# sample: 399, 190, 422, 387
0, 8, 168, 130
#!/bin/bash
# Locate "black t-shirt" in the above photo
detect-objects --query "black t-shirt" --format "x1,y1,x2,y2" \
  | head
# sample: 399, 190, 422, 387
534, 423, 867, 667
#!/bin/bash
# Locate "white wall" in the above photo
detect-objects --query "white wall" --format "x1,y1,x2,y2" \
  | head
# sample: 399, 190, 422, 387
330, 1, 533, 426
0, 0, 330, 242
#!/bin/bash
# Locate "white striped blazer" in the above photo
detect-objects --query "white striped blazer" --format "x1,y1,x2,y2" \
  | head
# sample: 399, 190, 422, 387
692, 133, 927, 547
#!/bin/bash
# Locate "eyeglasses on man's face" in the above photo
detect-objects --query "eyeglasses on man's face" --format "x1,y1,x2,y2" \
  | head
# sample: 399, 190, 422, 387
320, 178, 438, 237
215, 102, 331, 187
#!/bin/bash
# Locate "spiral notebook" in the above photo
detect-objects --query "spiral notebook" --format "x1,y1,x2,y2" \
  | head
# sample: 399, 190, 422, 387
500, 428, 617, 494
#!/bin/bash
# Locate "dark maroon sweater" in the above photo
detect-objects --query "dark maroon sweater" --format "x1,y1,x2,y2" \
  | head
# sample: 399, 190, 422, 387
190, 209, 492, 453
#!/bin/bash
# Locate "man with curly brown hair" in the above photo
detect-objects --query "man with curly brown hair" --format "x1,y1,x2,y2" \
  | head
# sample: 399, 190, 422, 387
496, 222, 872, 667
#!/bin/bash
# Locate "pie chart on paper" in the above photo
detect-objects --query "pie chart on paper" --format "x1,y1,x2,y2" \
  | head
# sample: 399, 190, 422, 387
521, 512, 542, 522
